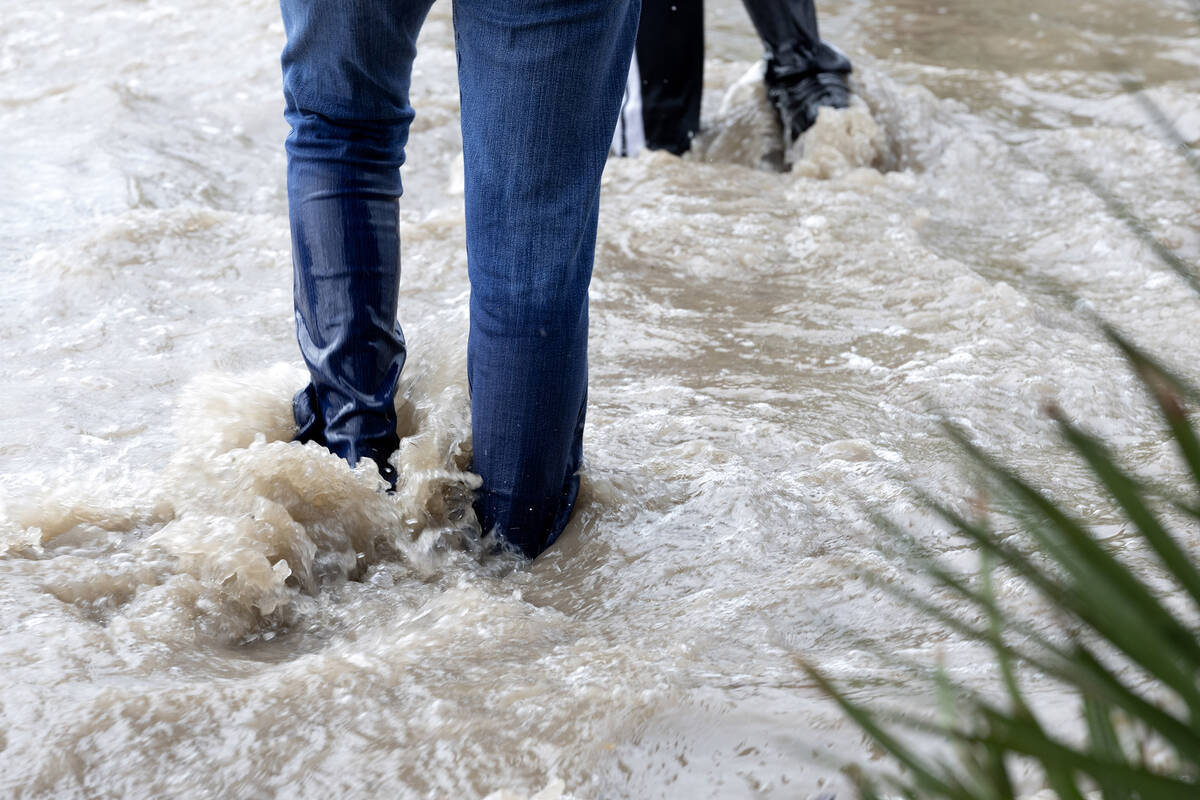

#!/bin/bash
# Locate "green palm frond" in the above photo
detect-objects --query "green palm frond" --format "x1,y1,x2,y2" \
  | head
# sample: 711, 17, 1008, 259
810, 74, 1200, 798
811, 336, 1200, 798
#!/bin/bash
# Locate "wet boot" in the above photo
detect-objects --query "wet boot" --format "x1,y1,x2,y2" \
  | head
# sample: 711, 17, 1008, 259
293, 383, 399, 489
740, 0, 853, 141
764, 48, 852, 142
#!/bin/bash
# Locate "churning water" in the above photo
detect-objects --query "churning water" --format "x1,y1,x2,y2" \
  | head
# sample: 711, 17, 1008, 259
2, 0, 1199, 797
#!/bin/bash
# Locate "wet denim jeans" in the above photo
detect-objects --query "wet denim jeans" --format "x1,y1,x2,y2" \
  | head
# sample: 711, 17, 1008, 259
280, 0, 638, 558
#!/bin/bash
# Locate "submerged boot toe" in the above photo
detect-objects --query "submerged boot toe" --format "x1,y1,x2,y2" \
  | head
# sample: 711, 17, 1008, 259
377, 458, 398, 492
769, 70, 853, 142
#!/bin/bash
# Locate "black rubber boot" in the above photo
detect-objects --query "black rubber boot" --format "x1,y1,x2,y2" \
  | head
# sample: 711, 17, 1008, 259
293, 383, 399, 489
741, 0, 853, 140
764, 56, 852, 142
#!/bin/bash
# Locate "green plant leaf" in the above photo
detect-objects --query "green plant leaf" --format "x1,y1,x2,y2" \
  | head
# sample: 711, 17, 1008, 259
1084, 694, 1133, 800
1050, 408, 1200, 615
942, 425, 1200, 714
799, 659, 978, 800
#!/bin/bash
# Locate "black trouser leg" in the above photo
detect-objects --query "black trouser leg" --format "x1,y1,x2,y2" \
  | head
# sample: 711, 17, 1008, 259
635, 0, 704, 154
740, 0, 851, 82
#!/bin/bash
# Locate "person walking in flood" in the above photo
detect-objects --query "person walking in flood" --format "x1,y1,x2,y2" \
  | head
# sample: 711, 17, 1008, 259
280, 0, 639, 559
612, 0, 852, 156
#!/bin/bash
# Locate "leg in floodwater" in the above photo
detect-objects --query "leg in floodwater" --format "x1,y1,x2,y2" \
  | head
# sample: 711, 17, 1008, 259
279, 0, 638, 557
740, 0, 853, 141
629, 0, 705, 155
616, 0, 852, 157
279, 0, 437, 487
453, 0, 639, 558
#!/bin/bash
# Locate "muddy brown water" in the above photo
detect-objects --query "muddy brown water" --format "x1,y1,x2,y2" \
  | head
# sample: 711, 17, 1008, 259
2, 0, 1199, 797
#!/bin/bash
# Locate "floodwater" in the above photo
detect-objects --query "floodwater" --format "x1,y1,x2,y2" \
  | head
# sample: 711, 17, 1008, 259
2, 0, 1199, 797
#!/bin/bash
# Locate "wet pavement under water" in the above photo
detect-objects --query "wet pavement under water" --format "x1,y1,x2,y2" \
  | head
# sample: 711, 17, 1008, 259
2, 0, 1199, 797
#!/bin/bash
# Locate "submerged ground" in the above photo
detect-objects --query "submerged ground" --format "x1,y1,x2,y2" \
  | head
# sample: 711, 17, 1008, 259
1, 0, 1199, 797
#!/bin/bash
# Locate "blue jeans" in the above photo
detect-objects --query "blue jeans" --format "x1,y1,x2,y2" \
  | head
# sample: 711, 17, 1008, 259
280, 0, 638, 558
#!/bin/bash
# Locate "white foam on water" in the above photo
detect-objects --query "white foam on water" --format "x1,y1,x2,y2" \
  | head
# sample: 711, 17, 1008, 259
3, 0, 1200, 796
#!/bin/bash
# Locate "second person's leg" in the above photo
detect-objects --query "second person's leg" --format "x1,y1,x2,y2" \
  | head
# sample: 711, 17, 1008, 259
740, 0, 852, 139
452, 0, 639, 558
635, 0, 705, 155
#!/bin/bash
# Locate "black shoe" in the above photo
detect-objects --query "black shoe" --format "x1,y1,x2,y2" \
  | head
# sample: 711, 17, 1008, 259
766, 69, 852, 143
357, 441, 399, 491
292, 383, 399, 490
375, 458, 398, 491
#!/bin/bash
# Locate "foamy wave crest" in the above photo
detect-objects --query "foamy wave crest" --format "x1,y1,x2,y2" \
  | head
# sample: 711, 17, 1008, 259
692, 61, 958, 177
1, 366, 485, 643
787, 98, 888, 179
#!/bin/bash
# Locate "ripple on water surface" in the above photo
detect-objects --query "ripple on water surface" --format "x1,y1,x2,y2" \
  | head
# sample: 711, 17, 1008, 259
3, 0, 1200, 797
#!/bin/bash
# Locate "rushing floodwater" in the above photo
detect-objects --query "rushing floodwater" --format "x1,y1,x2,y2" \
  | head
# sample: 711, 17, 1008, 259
2, 0, 1199, 797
